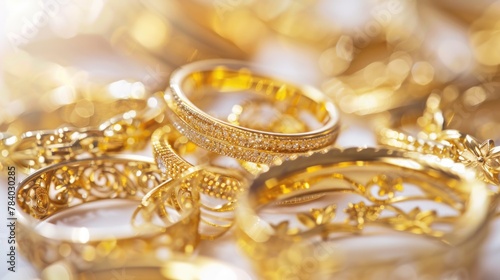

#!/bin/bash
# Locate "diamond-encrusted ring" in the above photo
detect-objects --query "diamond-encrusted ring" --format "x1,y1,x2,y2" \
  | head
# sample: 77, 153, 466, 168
164, 59, 341, 165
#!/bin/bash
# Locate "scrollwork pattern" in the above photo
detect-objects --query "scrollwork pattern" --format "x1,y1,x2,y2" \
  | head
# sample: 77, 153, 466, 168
267, 173, 462, 241
16, 157, 200, 270
17, 158, 164, 219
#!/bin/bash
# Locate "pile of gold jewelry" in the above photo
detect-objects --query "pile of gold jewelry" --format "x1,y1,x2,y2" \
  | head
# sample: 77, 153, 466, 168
2, 0, 500, 279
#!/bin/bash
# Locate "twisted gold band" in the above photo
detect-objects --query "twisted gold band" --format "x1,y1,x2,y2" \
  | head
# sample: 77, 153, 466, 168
236, 147, 490, 279
16, 155, 199, 270
165, 60, 340, 165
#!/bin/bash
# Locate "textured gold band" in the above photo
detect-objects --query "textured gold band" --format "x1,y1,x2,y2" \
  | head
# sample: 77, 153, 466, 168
16, 155, 199, 270
165, 59, 341, 165
236, 147, 490, 279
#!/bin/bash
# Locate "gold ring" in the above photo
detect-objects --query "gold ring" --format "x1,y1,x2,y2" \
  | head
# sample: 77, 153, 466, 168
152, 124, 261, 177
236, 147, 490, 279
165, 59, 341, 165
16, 155, 199, 270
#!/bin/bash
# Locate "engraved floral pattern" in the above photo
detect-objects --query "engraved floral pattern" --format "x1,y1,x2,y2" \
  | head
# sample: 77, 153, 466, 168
265, 173, 453, 241
345, 201, 383, 229
458, 135, 500, 184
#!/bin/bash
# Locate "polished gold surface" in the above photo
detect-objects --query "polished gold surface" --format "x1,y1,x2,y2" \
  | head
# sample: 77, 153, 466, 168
236, 147, 490, 279
165, 59, 341, 165
16, 156, 199, 270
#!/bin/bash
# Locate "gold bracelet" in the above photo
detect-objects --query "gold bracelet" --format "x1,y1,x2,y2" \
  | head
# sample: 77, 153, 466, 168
16, 155, 200, 270
165, 60, 341, 165
378, 92, 500, 187
1, 92, 166, 173
41, 254, 251, 280
236, 147, 490, 279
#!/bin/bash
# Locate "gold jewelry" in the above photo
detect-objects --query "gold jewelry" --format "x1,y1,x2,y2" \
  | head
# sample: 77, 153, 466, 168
16, 155, 200, 270
236, 147, 490, 279
152, 124, 263, 175
41, 254, 251, 280
165, 60, 341, 165
144, 145, 249, 240
1, 93, 166, 173
378, 92, 500, 187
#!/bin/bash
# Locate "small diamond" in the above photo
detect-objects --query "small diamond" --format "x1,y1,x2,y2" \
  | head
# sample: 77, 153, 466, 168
156, 158, 167, 173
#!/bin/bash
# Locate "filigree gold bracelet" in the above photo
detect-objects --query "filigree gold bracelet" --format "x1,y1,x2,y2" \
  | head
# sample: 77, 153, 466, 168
1, 93, 166, 173
16, 156, 200, 270
164, 59, 341, 165
378, 93, 500, 187
236, 147, 490, 280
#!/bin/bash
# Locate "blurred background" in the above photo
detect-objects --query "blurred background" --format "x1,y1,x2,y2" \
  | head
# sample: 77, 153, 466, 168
1, 0, 500, 279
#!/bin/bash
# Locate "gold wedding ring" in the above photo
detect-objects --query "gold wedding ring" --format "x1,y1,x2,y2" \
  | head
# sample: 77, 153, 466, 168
164, 59, 341, 165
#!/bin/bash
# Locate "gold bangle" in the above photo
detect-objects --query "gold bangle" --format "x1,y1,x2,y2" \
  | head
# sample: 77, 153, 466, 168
41, 254, 251, 280
378, 92, 500, 187
16, 155, 200, 270
165, 59, 341, 165
236, 147, 490, 279
1, 92, 166, 173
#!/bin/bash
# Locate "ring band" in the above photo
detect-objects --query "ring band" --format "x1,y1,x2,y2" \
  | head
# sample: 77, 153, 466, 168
152, 126, 247, 201
16, 155, 199, 270
164, 59, 341, 165
236, 147, 490, 279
